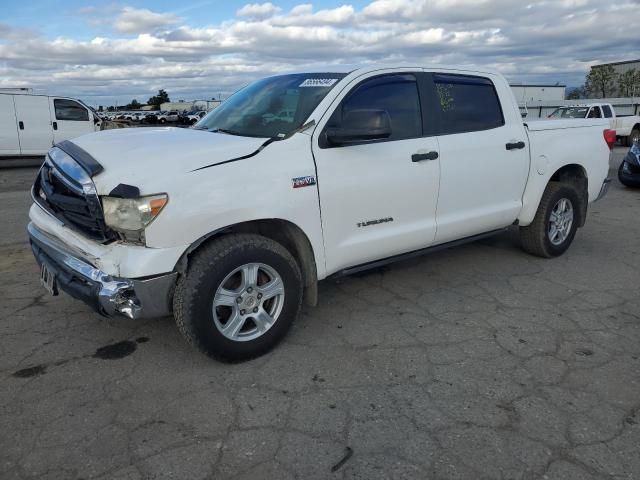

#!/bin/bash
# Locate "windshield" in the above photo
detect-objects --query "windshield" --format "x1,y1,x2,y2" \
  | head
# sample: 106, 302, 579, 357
196, 73, 347, 138
549, 107, 589, 119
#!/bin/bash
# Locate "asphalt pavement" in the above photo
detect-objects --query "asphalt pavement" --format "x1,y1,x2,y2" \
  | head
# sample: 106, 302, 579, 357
1, 147, 639, 479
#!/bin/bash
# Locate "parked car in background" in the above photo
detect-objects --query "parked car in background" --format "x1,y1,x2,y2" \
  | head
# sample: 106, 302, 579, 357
179, 110, 207, 125
619, 142, 640, 188
28, 66, 612, 361
155, 111, 180, 124
548, 103, 640, 146
0, 92, 100, 158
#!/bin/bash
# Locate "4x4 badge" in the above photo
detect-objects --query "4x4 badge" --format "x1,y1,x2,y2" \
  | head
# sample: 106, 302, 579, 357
292, 176, 316, 188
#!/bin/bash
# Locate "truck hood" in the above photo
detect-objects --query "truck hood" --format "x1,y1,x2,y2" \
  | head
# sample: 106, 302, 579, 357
71, 127, 268, 194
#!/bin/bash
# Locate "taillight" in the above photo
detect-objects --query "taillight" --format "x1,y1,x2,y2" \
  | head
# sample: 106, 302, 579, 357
603, 129, 616, 150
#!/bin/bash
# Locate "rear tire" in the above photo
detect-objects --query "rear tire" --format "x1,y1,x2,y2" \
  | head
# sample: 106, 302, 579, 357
629, 129, 640, 147
519, 182, 582, 258
173, 234, 303, 362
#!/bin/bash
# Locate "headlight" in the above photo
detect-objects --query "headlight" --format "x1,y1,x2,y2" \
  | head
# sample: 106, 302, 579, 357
102, 194, 168, 234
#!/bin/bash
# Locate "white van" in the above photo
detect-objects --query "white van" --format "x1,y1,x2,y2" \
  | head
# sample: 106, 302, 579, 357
0, 93, 100, 158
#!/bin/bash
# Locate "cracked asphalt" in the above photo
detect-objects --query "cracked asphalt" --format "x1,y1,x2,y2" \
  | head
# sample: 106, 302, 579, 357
1, 147, 639, 480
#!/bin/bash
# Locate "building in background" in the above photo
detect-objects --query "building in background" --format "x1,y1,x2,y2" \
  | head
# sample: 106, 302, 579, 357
588, 59, 640, 98
510, 84, 566, 103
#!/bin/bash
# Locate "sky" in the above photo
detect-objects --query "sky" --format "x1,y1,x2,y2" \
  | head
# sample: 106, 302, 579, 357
1, 0, 639, 107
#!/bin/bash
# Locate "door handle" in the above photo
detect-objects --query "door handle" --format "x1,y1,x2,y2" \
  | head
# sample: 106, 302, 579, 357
412, 151, 438, 162
18, 121, 24, 130
52, 121, 58, 131
505, 141, 525, 150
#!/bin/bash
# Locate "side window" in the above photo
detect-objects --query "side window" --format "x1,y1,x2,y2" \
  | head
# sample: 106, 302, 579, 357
433, 74, 504, 134
54, 99, 89, 121
332, 74, 422, 142
602, 105, 613, 118
587, 106, 602, 118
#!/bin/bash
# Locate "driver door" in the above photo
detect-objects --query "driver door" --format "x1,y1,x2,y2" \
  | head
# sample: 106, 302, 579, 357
312, 71, 440, 275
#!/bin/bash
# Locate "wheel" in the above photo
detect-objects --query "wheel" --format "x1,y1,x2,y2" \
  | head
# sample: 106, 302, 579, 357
519, 182, 582, 258
173, 234, 303, 361
630, 129, 640, 147
160, 118, 166, 124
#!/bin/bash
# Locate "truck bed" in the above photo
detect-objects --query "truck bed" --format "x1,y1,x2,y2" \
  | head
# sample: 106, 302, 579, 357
524, 118, 609, 131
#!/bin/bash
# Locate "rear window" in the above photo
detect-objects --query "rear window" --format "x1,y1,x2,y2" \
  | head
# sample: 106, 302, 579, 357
433, 74, 504, 135
54, 99, 89, 121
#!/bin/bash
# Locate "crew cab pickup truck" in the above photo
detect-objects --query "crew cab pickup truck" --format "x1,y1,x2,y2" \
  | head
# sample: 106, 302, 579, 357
548, 103, 640, 146
28, 66, 613, 361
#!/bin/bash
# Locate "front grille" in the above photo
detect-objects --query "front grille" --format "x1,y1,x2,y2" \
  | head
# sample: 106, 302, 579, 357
33, 159, 116, 242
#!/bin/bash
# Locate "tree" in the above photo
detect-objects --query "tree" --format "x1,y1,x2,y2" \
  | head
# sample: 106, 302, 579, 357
585, 65, 617, 98
147, 89, 170, 110
618, 69, 639, 97
98, 105, 104, 112
126, 99, 142, 109
566, 86, 586, 100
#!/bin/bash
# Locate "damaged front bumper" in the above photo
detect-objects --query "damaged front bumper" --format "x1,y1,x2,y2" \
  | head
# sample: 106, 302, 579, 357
28, 223, 176, 319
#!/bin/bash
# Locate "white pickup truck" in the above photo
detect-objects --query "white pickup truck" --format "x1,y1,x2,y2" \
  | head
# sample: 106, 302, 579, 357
548, 103, 640, 146
28, 66, 613, 361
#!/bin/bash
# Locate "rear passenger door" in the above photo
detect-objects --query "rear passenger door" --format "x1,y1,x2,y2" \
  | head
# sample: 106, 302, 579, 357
431, 72, 529, 243
50, 98, 95, 143
601, 105, 615, 130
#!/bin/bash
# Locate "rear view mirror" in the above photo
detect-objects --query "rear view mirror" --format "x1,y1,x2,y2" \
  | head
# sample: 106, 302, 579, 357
326, 109, 392, 146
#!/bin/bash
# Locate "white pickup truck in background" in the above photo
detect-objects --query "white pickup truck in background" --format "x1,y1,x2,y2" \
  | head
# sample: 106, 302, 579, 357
0, 92, 100, 158
28, 66, 613, 361
549, 103, 640, 146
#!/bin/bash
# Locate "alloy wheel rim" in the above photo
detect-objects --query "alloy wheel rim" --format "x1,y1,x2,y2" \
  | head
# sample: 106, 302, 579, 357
548, 197, 574, 246
212, 263, 285, 342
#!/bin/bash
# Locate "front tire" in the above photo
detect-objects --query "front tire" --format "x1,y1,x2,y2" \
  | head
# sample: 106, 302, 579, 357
519, 182, 582, 258
173, 234, 303, 361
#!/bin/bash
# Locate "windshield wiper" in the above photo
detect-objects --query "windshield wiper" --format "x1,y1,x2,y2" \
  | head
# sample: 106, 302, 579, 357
210, 128, 244, 136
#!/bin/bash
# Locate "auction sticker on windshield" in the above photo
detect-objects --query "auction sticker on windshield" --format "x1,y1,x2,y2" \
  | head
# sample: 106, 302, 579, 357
299, 78, 338, 87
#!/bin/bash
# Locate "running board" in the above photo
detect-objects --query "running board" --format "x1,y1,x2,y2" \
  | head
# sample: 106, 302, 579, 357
329, 228, 508, 279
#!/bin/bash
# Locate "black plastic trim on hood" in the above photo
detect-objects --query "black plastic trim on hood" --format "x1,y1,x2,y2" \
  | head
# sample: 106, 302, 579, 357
108, 183, 141, 198
56, 140, 104, 177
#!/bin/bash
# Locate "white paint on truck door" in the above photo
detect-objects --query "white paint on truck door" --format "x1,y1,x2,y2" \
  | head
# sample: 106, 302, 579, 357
432, 72, 529, 243
13, 95, 53, 155
50, 98, 94, 143
0, 95, 21, 155
312, 72, 440, 275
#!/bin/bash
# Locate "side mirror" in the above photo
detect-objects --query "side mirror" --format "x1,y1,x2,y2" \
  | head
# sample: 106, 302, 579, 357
326, 109, 392, 146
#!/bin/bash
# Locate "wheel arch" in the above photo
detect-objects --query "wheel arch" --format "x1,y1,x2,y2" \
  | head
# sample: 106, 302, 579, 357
548, 164, 588, 227
175, 218, 319, 307
519, 162, 589, 227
